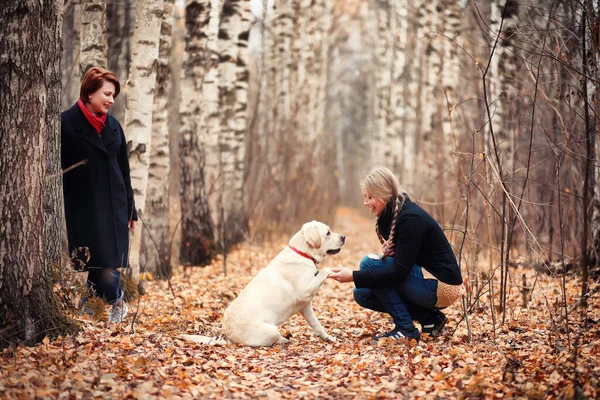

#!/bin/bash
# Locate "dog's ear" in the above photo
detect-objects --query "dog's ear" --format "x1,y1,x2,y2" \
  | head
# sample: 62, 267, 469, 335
303, 225, 322, 249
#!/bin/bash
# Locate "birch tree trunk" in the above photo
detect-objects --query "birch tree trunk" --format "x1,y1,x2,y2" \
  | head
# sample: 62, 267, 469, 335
489, 0, 519, 177
141, 0, 175, 279
419, 0, 439, 192
0, 0, 73, 346
371, 0, 392, 168
217, 0, 251, 248
384, 0, 407, 176
80, 0, 108, 74
61, 0, 82, 109
179, 0, 215, 266
202, 0, 221, 241
107, 0, 137, 122
124, 0, 164, 282
440, 0, 461, 155
403, 0, 426, 190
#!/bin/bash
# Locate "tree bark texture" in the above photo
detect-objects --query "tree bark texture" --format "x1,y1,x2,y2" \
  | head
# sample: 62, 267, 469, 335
107, 0, 137, 122
141, 0, 175, 278
124, 0, 164, 281
0, 0, 73, 346
217, 0, 251, 249
61, 0, 81, 110
80, 0, 108, 75
179, 0, 215, 266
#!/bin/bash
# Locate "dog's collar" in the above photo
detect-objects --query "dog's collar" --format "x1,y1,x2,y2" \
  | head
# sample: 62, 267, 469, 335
288, 245, 318, 265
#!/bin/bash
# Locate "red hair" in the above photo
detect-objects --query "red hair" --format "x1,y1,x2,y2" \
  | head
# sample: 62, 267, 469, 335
79, 67, 120, 103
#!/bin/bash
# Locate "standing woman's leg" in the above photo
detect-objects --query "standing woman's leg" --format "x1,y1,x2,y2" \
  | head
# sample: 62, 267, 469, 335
95, 267, 124, 304
86, 268, 106, 300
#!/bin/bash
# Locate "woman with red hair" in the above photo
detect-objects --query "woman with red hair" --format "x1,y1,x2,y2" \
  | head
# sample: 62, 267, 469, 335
61, 66, 137, 323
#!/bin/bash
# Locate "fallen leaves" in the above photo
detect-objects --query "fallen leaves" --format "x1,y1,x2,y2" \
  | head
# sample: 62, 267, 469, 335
1, 209, 600, 399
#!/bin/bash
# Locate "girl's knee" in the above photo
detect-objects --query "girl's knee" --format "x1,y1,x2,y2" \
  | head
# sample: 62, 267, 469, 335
359, 254, 393, 271
359, 254, 378, 270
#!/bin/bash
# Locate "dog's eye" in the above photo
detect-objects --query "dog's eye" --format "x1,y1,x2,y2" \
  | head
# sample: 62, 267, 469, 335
327, 231, 331, 236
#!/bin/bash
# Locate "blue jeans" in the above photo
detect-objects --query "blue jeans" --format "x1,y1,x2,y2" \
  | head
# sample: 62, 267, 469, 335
353, 255, 438, 331
86, 267, 124, 304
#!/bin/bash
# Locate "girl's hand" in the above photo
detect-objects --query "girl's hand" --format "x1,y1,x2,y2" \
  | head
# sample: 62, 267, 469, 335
328, 268, 354, 283
382, 240, 395, 257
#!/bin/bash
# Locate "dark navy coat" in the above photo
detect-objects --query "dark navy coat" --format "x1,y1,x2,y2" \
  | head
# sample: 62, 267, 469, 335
61, 103, 137, 270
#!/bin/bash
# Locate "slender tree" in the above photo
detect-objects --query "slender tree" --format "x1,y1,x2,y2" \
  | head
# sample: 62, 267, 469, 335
141, 0, 176, 279
217, 0, 252, 248
124, 0, 164, 282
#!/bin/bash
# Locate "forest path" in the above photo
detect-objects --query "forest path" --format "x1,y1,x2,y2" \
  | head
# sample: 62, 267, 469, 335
1, 208, 599, 399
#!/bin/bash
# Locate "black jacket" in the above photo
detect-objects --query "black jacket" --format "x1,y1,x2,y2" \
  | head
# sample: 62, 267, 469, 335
353, 196, 462, 288
61, 103, 137, 270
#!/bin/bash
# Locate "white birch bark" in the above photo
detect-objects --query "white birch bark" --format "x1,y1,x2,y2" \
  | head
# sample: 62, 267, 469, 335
371, 0, 392, 168
419, 0, 439, 186
441, 0, 461, 146
489, 0, 519, 176
202, 0, 221, 239
216, 0, 251, 247
179, 0, 214, 266
403, 0, 426, 190
80, 0, 108, 74
124, 0, 164, 281
384, 0, 407, 176
141, 0, 175, 278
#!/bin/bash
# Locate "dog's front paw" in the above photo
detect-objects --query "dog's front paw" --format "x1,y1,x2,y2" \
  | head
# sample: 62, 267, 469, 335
319, 267, 333, 277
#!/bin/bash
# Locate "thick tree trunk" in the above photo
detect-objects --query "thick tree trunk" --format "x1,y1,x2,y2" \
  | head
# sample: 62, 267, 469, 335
0, 0, 74, 346
124, 0, 164, 282
141, 0, 175, 279
179, 0, 215, 266
80, 0, 108, 74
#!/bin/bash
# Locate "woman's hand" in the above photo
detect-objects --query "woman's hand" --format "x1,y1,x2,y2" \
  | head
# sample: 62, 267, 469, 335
328, 268, 354, 283
129, 220, 136, 231
382, 240, 395, 257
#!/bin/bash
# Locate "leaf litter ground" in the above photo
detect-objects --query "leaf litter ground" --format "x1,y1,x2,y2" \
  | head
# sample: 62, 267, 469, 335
1, 208, 599, 399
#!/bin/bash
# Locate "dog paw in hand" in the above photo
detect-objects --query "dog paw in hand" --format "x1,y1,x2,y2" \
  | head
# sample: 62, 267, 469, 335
321, 267, 333, 277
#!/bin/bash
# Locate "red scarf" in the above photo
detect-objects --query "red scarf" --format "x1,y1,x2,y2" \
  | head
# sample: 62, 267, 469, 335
77, 99, 107, 134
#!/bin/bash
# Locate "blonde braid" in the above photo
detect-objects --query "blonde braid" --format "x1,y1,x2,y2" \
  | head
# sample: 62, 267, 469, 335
375, 223, 385, 244
387, 197, 401, 245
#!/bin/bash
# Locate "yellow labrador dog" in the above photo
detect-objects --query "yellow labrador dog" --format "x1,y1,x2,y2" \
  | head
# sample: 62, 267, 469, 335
221, 220, 345, 346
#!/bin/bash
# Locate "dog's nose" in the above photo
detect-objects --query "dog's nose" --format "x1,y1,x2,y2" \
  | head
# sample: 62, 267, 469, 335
340, 235, 346, 243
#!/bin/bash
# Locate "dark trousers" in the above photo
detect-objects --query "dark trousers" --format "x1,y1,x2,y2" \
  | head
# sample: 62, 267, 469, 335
86, 267, 123, 304
353, 254, 438, 331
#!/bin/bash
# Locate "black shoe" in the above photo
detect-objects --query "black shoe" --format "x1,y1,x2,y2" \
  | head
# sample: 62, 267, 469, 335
421, 310, 447, 336
373, 326, 420, 342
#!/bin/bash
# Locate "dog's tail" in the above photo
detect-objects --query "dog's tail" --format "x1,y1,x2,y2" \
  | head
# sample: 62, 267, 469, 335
178, 333, 230, 345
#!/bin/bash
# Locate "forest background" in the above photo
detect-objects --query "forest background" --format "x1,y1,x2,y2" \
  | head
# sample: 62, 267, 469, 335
1, 0, 600, 398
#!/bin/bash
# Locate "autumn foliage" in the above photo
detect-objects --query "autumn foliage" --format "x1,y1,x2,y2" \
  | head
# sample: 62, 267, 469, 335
1, 209, 599, 399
